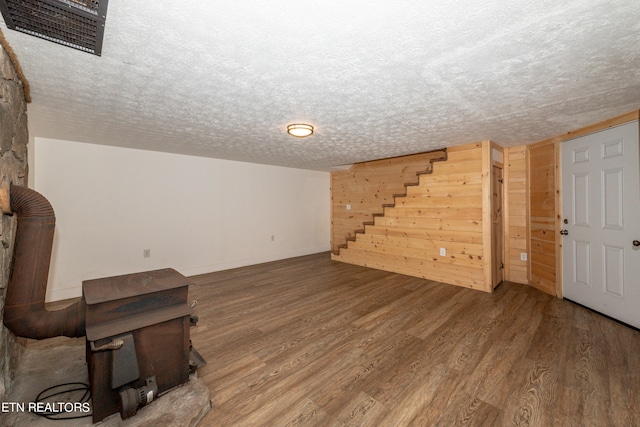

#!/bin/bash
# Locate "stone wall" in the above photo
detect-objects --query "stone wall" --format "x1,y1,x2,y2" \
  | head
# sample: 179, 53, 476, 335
0, 41, 29, 402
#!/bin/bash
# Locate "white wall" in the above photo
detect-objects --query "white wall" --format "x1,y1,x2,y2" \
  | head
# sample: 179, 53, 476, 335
33, 138, 330, 301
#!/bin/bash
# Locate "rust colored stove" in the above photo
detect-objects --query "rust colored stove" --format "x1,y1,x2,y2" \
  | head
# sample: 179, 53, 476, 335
0, 184, 205, 424
83, 268, 194, 423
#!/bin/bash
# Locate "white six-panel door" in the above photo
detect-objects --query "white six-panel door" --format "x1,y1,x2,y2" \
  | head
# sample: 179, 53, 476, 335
562, 121, 640, 329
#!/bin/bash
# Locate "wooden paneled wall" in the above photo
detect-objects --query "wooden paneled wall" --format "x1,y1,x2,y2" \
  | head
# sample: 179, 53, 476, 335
330, 110, 640, 297
331, 150, 447, 253
332, 142, 493, 292
503, 146, 529, 285
527, 140, 558, 295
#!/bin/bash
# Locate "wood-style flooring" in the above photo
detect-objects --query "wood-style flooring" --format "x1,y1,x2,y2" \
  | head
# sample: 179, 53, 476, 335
188, 252, 640, 427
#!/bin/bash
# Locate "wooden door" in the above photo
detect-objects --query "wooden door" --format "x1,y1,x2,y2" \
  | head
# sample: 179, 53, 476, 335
492, 165, 504, 288
561, 121, 640, 328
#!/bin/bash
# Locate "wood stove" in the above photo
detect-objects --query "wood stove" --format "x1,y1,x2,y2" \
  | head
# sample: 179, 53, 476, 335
83, 268, 195, 423
1, 185, 206, 423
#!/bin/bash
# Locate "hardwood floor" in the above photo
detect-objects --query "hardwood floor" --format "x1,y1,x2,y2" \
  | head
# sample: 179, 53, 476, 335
25, 252, 640, 426
188, 252, 640, 427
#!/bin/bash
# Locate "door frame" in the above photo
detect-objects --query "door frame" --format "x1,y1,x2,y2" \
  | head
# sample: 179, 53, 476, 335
555, 140, 562, 298
490, 143, 505, 289
492, 162, 504, 288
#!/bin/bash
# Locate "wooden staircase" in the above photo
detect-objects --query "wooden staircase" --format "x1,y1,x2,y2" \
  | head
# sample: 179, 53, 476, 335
331, 149, 448, 255
331, 142, 489, 291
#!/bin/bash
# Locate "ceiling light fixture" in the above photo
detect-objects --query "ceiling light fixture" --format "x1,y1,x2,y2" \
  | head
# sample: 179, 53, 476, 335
287, 123, 314, 138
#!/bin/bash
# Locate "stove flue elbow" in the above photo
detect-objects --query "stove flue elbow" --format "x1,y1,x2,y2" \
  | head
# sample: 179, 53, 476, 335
2, 184, 86, 339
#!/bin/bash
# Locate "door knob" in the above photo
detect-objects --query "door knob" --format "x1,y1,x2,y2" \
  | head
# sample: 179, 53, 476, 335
634, 240, 640, 247
560, 230, 569, 235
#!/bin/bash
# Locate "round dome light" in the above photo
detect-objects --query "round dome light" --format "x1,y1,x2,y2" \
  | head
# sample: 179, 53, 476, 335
287, 123, 314, 138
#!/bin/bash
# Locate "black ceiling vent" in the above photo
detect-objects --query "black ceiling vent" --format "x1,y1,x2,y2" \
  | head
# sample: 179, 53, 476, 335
0, 0, 108, 56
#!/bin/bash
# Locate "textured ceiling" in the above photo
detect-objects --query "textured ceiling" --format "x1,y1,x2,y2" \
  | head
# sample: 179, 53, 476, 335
1, 1, 639, 171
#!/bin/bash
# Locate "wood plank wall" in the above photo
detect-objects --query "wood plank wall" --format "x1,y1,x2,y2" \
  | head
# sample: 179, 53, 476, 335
527, 140, 558, 295
503, 146, 529, 285
330, 110, 639, 297
331, 150, 447, 253
332, 142, 492, 292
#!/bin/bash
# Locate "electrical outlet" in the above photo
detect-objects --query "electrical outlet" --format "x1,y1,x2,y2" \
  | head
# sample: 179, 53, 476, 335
439, 248, 446, 256
143, 249, 151, 258
520, 252, 527, 261
346, 204, 351, 210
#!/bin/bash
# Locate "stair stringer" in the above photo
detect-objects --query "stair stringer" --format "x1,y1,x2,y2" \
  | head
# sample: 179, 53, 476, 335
332, 142, 490, 292
331, 150, 447, 255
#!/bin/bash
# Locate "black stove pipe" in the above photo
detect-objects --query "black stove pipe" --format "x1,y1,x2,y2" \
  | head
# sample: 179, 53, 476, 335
2, 184, 85, 339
